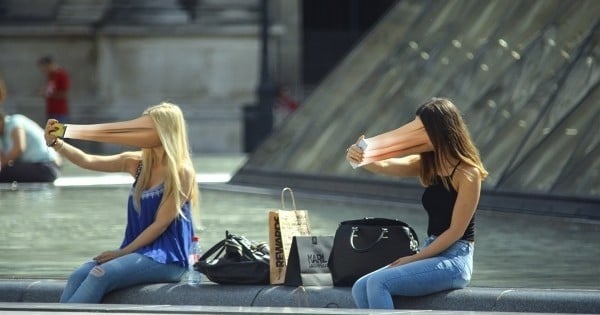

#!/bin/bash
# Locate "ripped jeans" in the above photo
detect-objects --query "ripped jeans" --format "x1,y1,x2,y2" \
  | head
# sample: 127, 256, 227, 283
352, 236, 474, 309
60, 253, 186, 303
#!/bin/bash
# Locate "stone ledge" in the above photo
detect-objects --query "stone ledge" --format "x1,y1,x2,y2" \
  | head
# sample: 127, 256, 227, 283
1, 279, 599, 313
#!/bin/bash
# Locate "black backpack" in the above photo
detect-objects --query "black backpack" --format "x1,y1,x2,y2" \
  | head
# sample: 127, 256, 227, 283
194, 231, 270, 285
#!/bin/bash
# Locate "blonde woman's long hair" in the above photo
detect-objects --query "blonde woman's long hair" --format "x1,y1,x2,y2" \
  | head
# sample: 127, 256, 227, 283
133, 102, 200, 226
416, 98, 488, 188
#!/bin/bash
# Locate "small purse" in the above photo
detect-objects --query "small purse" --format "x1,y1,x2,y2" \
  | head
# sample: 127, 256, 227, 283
194, 231, 270, 285
328, 217, 419, 286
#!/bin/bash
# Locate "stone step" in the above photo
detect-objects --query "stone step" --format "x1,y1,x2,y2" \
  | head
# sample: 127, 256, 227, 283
1, 279, 599, 313
192, 0, 259, 25
55, 0, 110, 23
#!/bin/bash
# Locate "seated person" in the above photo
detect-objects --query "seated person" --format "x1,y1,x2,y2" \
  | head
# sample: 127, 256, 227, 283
0, 111, 60, 182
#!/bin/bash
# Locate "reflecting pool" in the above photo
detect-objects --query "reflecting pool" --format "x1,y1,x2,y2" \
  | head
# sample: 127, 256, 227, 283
1, 156, 598, 289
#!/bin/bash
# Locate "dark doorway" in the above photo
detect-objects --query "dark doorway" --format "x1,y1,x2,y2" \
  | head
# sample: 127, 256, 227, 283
302, 0, 397, 86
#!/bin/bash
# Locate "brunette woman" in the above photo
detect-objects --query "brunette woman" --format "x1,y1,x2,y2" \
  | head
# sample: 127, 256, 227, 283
347, 98, 487, 309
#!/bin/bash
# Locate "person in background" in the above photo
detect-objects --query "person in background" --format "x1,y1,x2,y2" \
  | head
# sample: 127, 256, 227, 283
45, 102, 200, 303
274, 85, 300, 126
38, 55, 70, 122
346, 98, 487, 309
0, 72, 60, 182
0, 110, 61, 182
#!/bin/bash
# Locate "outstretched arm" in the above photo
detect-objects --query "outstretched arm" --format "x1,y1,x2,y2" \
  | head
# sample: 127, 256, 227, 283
346, 136, 422, 177
53, 116, 160, 148
45, 119, 140, 174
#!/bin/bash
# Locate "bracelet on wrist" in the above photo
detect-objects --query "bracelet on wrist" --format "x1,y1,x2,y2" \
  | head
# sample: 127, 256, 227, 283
47, 139, 57, 147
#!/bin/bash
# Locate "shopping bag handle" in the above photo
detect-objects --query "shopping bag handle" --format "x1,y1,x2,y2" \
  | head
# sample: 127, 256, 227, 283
281, 187, 297, 210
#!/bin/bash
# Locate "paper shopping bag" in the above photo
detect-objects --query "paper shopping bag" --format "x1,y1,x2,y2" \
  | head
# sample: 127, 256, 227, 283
284, 236, 333, 286
268, 187, 311, 285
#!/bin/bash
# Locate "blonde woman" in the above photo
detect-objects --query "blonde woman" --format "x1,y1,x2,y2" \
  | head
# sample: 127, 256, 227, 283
44, 103, 200, 303
347, 98, 487, 309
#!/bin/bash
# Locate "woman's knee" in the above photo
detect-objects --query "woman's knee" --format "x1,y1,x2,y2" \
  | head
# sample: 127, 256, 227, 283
67, 262, 96, 282
452, 270, 471, 289
84, 265, 105, 281
351, 276, 369, 308
79, 264, 114, 290
365, 273, 389, 292
89, 265, 107, 278
351, 280, 364, 297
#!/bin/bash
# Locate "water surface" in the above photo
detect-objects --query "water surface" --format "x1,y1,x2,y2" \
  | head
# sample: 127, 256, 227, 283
0, 156, 598, 289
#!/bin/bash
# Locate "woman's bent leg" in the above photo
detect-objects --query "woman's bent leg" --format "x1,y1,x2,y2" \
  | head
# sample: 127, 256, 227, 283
351, 273, 370, 308
364, 256, 466, 309
60, 261, 96, 303
367, 257, 452, 309
64, 253, 186, 303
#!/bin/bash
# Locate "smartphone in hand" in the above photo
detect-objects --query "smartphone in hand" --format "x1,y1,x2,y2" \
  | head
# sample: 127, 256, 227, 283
349, 138, 369, 169
357, 138, 368, 151
50, 123, 66, 138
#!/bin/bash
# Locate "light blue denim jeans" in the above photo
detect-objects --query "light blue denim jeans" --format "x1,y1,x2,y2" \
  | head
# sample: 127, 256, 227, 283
60, 253, 187, 303
351, 236, 474, 309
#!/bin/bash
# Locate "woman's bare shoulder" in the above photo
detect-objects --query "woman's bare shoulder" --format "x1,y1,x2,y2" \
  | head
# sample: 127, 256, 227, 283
119, 151, 142, 175
179, 163, 196, 181
455, 164, 482, 184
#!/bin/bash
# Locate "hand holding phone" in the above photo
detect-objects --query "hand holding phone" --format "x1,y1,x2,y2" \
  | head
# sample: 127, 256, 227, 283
50, 122, 67, 138
348, 137, 368, 169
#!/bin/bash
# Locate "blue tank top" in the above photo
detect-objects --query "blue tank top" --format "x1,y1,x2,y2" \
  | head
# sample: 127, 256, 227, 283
120, 181, 194, 267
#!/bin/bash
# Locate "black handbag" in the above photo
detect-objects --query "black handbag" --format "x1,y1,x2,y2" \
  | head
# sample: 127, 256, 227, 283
194, 231, 270, 285
328, 218, 419, 286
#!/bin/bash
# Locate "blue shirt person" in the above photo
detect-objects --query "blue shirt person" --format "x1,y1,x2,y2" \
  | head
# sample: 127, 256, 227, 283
0, 112, 60, 182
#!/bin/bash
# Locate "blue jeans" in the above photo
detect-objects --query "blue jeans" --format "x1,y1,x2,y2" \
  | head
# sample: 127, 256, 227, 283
60, 253, 187, 303
351, 236, 474, 309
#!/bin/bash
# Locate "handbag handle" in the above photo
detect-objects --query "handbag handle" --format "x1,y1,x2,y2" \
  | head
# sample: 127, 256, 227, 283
281, 187, 297, 210
199, 231, 237, 261
199, 239, 226, 261
350, 227, 388, 253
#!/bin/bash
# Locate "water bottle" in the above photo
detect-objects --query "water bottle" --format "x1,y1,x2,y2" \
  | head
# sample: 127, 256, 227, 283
187, 235, 202, 285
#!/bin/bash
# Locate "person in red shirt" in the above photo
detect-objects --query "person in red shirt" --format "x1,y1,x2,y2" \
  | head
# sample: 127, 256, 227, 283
274, 86, 300, 126
38, 56, 70, 122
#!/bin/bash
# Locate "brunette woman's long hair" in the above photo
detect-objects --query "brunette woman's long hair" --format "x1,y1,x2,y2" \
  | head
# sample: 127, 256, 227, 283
416, 98, 488, 188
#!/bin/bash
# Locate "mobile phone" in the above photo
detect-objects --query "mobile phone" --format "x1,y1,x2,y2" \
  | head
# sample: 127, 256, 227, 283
349, 138, 368, 169
50, 123, 67, 138
357, 138, 368, 151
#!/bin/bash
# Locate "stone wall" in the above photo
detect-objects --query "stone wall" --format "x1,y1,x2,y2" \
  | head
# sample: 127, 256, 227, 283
0, 0, 304, 153
0, 26, 262, 153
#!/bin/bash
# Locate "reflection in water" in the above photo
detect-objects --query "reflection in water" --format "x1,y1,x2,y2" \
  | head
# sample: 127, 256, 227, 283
1, 186, 599, 289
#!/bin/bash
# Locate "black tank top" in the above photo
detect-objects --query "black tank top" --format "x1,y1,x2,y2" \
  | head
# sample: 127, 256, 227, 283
421, 162, 475, 241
